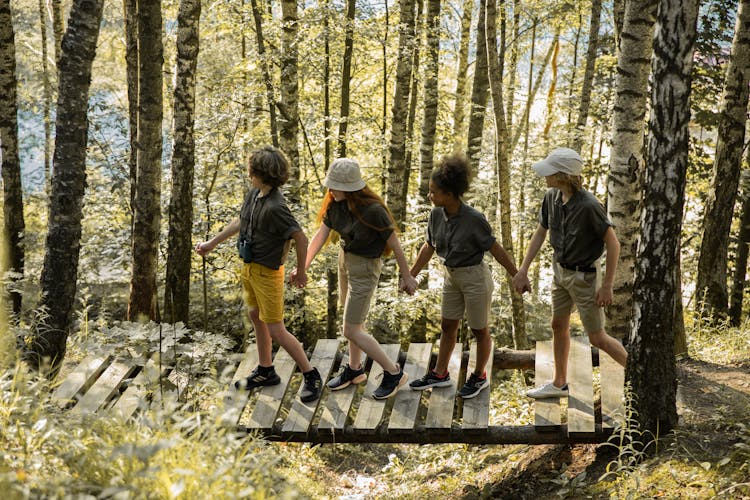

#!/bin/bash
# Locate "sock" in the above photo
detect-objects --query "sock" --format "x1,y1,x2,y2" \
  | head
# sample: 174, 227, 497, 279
475, 371, 487, 380
431, 369, 449, 378
258, 365, 275, 375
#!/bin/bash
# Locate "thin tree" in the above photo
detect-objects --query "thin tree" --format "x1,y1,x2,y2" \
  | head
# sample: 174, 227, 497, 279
571, 0, 602, 153
451, 0, 473, 153
124, 0, 138, 230
485, 0, 526, 348
0, 0, 25, 317
418, 0, 441, 202
51, 0, 63, 63
39, 0, 52, 187
128, 0, 163, 322
465, 0, 488, 172
730, 167, 750, 325
165, 0, 201, 325
251, 0, 279, 147
323, 0, 338, 338
386, 0, 417, 227
30, 0, 104, 371
630, 0, 699, 437
696, 0, 750, 321
606, 0, 658, 340
337, 0, 355, 158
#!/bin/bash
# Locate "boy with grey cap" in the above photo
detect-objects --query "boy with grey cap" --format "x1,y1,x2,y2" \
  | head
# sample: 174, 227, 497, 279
513, 148, 628, 399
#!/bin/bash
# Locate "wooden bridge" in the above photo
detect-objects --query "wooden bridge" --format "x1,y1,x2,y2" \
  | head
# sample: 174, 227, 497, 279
52, 337, 624, 445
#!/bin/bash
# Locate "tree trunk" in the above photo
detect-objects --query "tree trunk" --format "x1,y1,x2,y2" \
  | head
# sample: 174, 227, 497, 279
165, 0, 201, 325
465, 0, 488, 171
128, 0, 163, 322
629, 0, 699, 438
386, 0, 417, 228
451, 0, 473, 153
571, 0, 602, 153
39, 0, 53, 188
251, 0, 279, 147
124, 0, 138, 233
613, 0, 625, 53
729, 168, 750, 326
336, 0, 355, 158
323, 0, 338, 338
504, 0, 519, 145
31, 0, 104, 371
51, 0, 63, 64
418, 0, 441, 201
606, 0, 657, 340
485, 0, 527, 349
0, 0, 25, 318
405, 0, 422, 203
696, 0, 750, 321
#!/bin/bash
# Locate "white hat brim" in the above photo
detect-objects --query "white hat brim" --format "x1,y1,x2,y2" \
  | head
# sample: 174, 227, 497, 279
323, 177, 366, 192
532, 159, 558, 177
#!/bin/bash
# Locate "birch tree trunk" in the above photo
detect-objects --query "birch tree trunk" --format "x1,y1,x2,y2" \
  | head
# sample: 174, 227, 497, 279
251, 0, 279, 147
630, 0, 699, 438
606, 0, 657, 340
386, 0, 417, 227
0, 0, 25, 317
485, 0, 527, 348
165, 0, 201, 325
571, 0, 602, 153
418, 0, 441, 201
279, 0, 300, 190
128, 0, 163, 322
465, 0, 488, 171
337, 0, 355, 157
451, 0, 473, 152
31, 0, 104, 371
730, 168, 750, 325
405, 0, 422, 203
696, 0, 750, 321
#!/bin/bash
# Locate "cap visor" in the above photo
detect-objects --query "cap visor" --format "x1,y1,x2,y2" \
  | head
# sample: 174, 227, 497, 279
532, 160, 557, 177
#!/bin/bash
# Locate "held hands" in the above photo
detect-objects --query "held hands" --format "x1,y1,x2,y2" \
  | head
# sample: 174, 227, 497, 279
194, 241, 216, 256
595, 284, 613, 307
399, 274, 418, 296
289, 268, 308, 289
512, 270, 532, 294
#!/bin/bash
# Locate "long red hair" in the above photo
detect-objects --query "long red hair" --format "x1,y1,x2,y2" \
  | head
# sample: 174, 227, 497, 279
316, 187, 397, 256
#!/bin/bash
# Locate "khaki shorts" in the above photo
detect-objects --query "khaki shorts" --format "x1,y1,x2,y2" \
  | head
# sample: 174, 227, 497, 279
338, 250, 382, 325
442, 262, 493, 330
551, 261, 604, 333
240, 262, 285, 324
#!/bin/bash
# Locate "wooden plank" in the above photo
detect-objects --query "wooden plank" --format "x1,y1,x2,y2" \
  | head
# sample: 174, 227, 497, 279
425, 343, 462, 429
53, 354, 111, 408
245, 348, 296, 430
71, 360, 134, 415
567, 336, 595, 434
533, 340, 561, 430
111, 356, 161, 419
462, 341, 493, 429
388, 343, 432, 431
282, 339, 340, 433
600, 348, 625, 429
317, 352, 366, 430
221, 347, 260, 427
352, 344, 401, 431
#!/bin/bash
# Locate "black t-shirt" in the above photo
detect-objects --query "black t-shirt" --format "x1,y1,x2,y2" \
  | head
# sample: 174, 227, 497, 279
426, 203, 496, 267
538, 188, 612, 267
239, 187, 301, 269
323, 200, 394, 258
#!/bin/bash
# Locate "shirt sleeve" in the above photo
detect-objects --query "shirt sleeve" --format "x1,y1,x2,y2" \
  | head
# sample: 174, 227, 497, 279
588, 198, 613, 239
426, 209, 436, 247
538, 193, 550, 229
269, 202, 302, 240
365, 204, 394, 239
474, 211, 496, 251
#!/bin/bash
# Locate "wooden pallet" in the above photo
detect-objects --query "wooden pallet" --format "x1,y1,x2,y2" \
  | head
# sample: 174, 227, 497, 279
52, 338, 624, 445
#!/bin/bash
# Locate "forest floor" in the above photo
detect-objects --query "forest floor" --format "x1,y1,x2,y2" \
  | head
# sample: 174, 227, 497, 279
304, 350, 750, 499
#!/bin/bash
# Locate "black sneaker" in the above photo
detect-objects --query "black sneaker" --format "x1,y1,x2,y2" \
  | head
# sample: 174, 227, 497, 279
372, 364, 408, 400
457, 371, 489, 399
300, 368, 322, 403
410, 370, 451, 390
327, 364, 367, 391
234, 366, 281, 390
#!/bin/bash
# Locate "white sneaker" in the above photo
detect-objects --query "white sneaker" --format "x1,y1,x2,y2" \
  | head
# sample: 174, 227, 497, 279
526, 382, 569, 399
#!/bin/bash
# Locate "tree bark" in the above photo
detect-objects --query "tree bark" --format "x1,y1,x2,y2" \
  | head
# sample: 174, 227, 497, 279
128, 0, 163, 322
51, 0, 63, 64
39, 0, 52, 188
630, 0, 699, 438
386, 0, 417, 228
465, 0, 488, 171
336, 0, 355, 158
0, 0, 25, 317
31, 0, 104, 371
696, 0, 750, 321
485, 0, 527, 349
571, 0, 602, 153
418, 0, 441, 201
251, 0, 279, 147
124, 0, 138, 233
404, 0, 422, 204
165, 0, 201, 325
729, 167, 750, 325
451, 0, 473, 153
606, 0, 657, 340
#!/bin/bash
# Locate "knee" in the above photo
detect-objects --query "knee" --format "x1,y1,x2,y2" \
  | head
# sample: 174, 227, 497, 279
342, 324, 359, 340
550, 317, 568, 334
587, 330, 607, 349
248, 308, 261, 323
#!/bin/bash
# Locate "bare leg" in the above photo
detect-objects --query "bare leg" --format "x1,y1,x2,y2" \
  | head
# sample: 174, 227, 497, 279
471, 326, 492, 376
551, 314, 571, 387
347, 339, 363, 370
588, 329, 628, 367
266, 322, 313, 372
249, 308, 273, 367
343, 322, 399, 374
434, 318, 460, 374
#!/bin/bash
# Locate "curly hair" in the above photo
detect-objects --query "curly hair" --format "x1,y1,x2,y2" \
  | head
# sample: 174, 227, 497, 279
248, 145, 290, 188
430, 155, 472, 198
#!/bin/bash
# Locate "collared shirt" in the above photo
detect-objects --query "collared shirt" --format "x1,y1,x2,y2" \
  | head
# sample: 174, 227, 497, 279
538, 188, 612, 267
324, 200, 394, 258
426, 203, 496, 268
239, 187, 301, 269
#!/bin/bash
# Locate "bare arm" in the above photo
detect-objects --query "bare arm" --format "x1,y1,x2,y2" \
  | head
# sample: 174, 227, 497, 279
409, 242, 435, 278
489, 241, 519, 276
288, 229, 309, 288
387, 232, 418, 295
595, 226, 620, 306
512, 223, 547, 293
195, 218, 241, 256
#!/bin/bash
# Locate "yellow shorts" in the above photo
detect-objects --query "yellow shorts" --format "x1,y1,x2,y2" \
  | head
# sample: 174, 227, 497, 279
240, 262, 285, 324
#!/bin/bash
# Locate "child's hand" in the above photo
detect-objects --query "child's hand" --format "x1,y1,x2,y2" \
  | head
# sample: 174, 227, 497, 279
195, 241, 215, 256
512, 270, 531, 294
289, 268, 307, 288
400, 275, 418, 295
